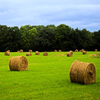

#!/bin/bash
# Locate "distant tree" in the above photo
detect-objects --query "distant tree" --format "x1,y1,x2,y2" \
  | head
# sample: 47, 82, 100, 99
35, 25, 56, 51
79, 29, 92, 50
55, 24, 72, 51
6, 26, 21, 51
0, 25, 9, 51
28, 27, 37, 51
20, 25, 32, 51
93, 30, 100, 50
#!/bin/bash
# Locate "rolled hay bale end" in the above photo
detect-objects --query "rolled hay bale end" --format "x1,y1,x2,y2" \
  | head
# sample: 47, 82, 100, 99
29, 50, 32, 52
69, 60, 96, 84
67, 51, 73, 57
35, 51, 40, 55
43, 52, 48, 56
54, 50, 57, 52
4, 51, 10, 56
83, 51, 87, 54
26, 52, 32, 56
9, 56, 28, 71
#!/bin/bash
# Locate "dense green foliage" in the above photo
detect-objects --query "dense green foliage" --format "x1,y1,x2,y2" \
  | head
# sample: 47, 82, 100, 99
0, 24, 100, 51
0, 52, 100, 100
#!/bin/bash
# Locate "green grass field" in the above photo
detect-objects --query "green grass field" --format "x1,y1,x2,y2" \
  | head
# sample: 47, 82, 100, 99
0, 51, 100, 100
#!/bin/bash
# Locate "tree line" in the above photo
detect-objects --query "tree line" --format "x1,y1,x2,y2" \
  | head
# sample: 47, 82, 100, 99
0, 24, 100, 52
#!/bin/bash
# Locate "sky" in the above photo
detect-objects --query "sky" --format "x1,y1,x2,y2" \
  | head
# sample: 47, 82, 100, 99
0, 0, 100, 32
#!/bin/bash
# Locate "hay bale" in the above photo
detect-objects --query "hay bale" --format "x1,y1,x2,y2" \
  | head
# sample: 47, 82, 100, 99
26, 52, 32, 56
95, 49, 98, 51
90, 53, 100, 58
82, 49, 85, 52
83, 51, 87, 54
7, 50, 10, 52
69, 60, 96, 84
80, 49, 85, 52
75, 49, 78, 52
4, 51, 10, 56
9, 56, 28, 71
17, 50, 20, 52
54, 50, 57, 52
20, 49, 23, 53
43, 52, 48, 56
59, 50, 62, 52
67, 51, 73, 57
35, 51, 40, 55
79, 50, 82, 52
29, 50, 32, 52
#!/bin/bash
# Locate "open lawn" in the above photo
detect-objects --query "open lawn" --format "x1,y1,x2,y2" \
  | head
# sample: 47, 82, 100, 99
0, 51, 100, 100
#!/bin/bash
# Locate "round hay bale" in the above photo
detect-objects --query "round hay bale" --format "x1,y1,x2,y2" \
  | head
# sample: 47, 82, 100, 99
20, 49, 23, 53
7, 50, 10, 52
29, 50, 32, 52
79, 50, 82, 52
9, 56, 28, 71
35, 51, 40, 55
69, 60, 96, 84
59, 50, 62, 52
26, 52, 32, 56
83, 51, 87, 54
54, 50, 57, 52
4, 51, 10, 56
17, 50, 20, 52
82, 49, 85, 52
95, 49, 98, 51
67, 51, 73, 57
75, 49, 78, 52
67, 52, 71, 57
80, 49, 85, 52
43, 52, 48, 56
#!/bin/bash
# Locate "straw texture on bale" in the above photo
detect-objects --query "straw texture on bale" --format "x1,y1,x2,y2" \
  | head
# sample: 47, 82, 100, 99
29, 50, 32, 52
9, 56, 28, 71
43, 52, 48, 56
4, 51, 10, 56
83, 51, 87, 54
26, 52, 32, 56
70, 60, 96, 84
35, 51, 40, 55
67, 51, 73, 57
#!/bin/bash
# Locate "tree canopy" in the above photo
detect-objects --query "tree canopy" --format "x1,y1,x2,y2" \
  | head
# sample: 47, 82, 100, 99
0, 24, 100, 52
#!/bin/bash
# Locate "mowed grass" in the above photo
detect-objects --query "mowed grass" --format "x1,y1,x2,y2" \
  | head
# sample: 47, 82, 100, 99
0, 51, 100, 100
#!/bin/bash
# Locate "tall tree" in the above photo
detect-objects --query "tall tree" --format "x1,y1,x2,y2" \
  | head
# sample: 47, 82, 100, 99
35, 25, 56, 51
55, 24, 72, 51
